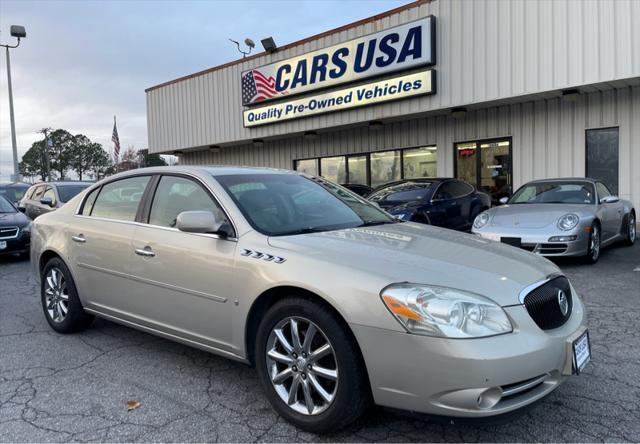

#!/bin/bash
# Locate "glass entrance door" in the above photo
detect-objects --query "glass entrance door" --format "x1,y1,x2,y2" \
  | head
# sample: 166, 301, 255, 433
455, 139, 512, 205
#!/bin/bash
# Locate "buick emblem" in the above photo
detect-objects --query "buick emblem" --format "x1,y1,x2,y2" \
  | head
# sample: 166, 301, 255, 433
557, 290, 569, 316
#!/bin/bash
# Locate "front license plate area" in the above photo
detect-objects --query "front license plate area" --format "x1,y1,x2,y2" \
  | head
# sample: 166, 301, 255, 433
0, 241, 6, 250
501, 237, 522, 248
572, 330, 591, 374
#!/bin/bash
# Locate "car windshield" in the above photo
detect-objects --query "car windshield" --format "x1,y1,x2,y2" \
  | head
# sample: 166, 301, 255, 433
0, 196, 16, 213
510, 181, 596, 204
0, 185, 29, 203
368, 182, 432, 203
57, 184, 90, 203
214, 173, 397, 236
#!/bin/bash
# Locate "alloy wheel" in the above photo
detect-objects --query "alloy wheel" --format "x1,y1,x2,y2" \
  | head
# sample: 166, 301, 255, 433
591, 225, 600, 261
44, 267, 69, 323
265, 317, 338, 415
630, 213, 636, 242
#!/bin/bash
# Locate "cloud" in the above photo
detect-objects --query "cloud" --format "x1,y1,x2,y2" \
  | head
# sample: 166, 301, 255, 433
0, 0, 406, 180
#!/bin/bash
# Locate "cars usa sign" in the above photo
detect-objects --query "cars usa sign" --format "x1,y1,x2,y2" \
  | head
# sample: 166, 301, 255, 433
241, 16, 436, 106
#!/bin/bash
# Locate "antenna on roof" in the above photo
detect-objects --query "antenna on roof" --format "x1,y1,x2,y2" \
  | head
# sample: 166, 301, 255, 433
229, 38, 255, 58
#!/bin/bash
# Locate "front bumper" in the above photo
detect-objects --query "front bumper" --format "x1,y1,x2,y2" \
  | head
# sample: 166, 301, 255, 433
472, 226, 589, 257
351, 292, 587, 417
0, 232, 30, 256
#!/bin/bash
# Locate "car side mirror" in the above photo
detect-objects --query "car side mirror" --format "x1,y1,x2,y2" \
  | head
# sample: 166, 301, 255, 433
499, 197, 509, 205
176, 210, 231, 237
600, 196, 620, 204
18, 206, 26, 213
40, 197, 54, 207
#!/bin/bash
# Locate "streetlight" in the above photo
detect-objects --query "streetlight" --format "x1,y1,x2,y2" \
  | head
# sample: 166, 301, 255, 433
1, 25, 27, 183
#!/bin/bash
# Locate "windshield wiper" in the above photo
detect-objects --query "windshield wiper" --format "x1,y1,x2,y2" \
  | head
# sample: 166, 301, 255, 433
277, 227, 332, 236
356, 220, 398, 228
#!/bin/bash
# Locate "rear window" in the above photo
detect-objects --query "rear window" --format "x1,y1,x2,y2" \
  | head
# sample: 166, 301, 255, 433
57, 184, 90, 203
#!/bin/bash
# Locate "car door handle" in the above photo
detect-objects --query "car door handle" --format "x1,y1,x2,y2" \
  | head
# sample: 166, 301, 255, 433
135, 247, 155, 257
71, 235, 86, 243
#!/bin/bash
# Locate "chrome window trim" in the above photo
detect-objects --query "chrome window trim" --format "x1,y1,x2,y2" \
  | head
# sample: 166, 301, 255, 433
517, 273, 564, 304
74, 171, 240, 240
73, 214, 239, 242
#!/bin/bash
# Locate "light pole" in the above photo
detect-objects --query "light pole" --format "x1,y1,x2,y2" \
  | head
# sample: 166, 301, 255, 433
1, 25, 27, 183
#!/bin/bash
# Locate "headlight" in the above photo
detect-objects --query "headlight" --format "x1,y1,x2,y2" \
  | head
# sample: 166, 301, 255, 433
557, 213, 579, 231
473, 212, 490, 229
381, 284, 512, 338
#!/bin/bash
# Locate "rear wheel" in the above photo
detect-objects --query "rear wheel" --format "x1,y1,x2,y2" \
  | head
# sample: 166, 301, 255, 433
623, 210, 636, 246
41, 257, 94, 333
584, 223, 601, 264
255, 297, 370, 433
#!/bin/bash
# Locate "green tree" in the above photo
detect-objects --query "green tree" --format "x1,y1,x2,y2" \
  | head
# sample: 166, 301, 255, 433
47, 129, 74, 179
68, 134, 110, 180
19, 140, 49, 181
139, 149, 167, 167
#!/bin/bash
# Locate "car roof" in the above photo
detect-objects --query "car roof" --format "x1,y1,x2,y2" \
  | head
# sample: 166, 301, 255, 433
527, 177, 597, 184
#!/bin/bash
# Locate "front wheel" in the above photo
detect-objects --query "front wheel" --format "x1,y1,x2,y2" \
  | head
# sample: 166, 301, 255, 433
623, 211, 636, 246
255, 297, 370, 433
584, 223, 601, 264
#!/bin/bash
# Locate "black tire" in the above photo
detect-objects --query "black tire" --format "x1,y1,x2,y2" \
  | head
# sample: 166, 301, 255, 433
622, 210, 636, 246
41, 257, 94, 333
255, 296, 370, 433
583, 222, 601, 264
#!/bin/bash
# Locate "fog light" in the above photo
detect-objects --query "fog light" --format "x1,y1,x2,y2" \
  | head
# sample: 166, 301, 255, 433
548, 235, 577, 242
477, 387, 502, 409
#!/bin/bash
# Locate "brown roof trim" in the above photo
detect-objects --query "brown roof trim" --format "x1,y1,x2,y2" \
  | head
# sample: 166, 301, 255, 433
145, 0, 432, 93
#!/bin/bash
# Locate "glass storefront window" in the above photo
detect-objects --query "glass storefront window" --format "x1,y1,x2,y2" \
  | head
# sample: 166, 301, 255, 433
403, 146, 437, 178
455, 142, 477, 186
347, 155, 368, 185
586, 127, 619, 195
320, 156, 347, 184
370, 150, 401, 188
294, 158, 318, 176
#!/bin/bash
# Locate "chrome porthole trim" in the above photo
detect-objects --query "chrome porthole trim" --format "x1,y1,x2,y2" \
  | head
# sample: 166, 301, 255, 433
44, 267, 69, 323
265, 316, 338, 416
241, 249, 286, 264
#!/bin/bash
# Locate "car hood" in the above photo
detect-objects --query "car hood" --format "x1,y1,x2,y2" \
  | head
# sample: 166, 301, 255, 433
0, 211, 29, 227
267, 222, 559, 307
488, 204, 593, 228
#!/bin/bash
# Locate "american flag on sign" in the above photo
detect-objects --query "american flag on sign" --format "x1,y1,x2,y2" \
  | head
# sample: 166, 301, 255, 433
112, 116, 120, 162
242, 70, 284, 104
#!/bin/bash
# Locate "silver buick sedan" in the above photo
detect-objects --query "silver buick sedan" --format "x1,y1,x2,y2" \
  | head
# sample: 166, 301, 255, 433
31, 166, 589, 432
472, 178, 636, 263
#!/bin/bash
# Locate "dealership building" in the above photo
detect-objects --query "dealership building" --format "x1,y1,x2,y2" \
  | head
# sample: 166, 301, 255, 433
146, 0, 640, 208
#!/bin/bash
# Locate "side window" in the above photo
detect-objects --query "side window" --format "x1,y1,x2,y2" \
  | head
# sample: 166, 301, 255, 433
81, 187, 101, 215
43, 187, 57, 205
433, 182, 454, 200
596, 182, 612, 200
32, 186, 45, 201
148, 175, 231, 230
449, 181, 474, 198
91, 176, 150, 221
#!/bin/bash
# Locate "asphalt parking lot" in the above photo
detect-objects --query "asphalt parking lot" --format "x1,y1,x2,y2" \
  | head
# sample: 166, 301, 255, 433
1, 242, 639, 443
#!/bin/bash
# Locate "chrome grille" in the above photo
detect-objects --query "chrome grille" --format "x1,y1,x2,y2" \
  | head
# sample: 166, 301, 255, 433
523, 276, 572, 330
0, 226, 19, 239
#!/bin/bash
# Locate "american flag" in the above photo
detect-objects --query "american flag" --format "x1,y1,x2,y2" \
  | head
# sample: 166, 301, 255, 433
242, 69, 283, 104
111, 116, 120, 162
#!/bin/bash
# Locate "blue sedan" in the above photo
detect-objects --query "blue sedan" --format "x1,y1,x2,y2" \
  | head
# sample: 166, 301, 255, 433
367, 178, 491, 231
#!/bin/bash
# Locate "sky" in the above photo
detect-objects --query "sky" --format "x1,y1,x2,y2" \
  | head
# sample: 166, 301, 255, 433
0, 0, 407, 181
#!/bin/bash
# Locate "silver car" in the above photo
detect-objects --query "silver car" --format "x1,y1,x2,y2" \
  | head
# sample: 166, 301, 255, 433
472, 178, 636, 263
31, 166, 590, 432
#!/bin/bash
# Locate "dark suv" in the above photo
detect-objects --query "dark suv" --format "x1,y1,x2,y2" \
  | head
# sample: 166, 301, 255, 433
19, 181, 92, 220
